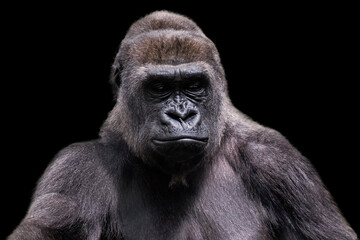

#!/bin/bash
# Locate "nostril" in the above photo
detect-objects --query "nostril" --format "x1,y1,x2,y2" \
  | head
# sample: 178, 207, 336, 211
183, 111, 197, 121
165, 110, 198, 122
166, 112, 180, 121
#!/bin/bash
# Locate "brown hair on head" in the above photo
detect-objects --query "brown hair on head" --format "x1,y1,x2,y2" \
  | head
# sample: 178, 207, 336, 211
124, 10, 205, 40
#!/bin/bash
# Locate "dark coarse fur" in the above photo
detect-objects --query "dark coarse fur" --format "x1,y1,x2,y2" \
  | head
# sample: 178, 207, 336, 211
8, 11, 357, 240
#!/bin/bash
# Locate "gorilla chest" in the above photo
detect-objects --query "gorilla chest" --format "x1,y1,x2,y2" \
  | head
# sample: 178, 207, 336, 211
116, 164, 268, 239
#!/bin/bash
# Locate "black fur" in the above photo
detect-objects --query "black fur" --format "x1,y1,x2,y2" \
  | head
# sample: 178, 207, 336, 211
8, 11, 357, 240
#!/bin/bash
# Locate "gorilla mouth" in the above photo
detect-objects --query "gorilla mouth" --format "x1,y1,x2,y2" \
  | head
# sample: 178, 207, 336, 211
151, 136, 208, 162
152, 137, 208, 144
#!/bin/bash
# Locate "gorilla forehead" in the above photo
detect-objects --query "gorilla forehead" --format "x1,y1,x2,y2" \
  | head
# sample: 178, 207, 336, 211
122, 31, 218, 66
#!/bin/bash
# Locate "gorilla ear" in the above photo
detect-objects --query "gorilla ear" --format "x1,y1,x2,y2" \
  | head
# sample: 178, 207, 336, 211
110, 65, 122, 97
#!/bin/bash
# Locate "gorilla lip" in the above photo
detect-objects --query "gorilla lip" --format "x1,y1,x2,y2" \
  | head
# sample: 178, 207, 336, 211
152, 137, 208, 162
152, 137, 208, 144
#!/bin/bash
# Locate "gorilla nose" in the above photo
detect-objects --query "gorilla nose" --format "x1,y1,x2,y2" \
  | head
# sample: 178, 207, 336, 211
164, 108, 200, 128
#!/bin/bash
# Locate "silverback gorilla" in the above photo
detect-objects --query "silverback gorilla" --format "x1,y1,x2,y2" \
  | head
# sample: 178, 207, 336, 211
9, 11, 357, 240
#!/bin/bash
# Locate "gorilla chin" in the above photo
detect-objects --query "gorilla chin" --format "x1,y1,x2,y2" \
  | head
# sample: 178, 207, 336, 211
152, 136, 208, 163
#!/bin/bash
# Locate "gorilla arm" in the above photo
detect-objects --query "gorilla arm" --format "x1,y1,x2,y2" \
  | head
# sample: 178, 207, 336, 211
8, 142, 111, 239
8, 193, 79, 240
236, 129, 357, 239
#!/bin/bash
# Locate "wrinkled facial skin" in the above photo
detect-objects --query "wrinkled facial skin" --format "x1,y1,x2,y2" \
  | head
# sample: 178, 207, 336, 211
144, 65, 210, 160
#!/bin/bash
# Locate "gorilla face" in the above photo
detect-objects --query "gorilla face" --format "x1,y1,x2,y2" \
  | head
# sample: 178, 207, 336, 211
143, 64, 210, 161
105, 12, 226, 175
118, 61, 220, 175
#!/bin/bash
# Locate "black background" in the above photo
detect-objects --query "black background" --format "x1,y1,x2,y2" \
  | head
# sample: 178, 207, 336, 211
2, 3, 358, 238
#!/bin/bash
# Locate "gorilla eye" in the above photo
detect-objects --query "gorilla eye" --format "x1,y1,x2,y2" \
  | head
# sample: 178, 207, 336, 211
187, 82, 202, 90
151, 82, 169, 91
183, 80, 206, 94
147, 81, 173, 98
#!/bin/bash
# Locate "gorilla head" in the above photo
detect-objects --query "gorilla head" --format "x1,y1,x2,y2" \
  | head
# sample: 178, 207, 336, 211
103, 11, 229, 179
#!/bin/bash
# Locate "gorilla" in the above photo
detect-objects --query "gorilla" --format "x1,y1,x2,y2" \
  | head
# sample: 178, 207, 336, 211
9, 11, 357, 240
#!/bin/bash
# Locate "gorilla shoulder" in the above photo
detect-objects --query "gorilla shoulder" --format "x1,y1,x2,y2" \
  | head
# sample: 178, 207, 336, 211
34, 140, 118, 198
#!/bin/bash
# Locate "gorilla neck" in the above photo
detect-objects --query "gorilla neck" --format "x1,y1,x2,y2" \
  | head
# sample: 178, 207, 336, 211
144, 151, 206, 187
